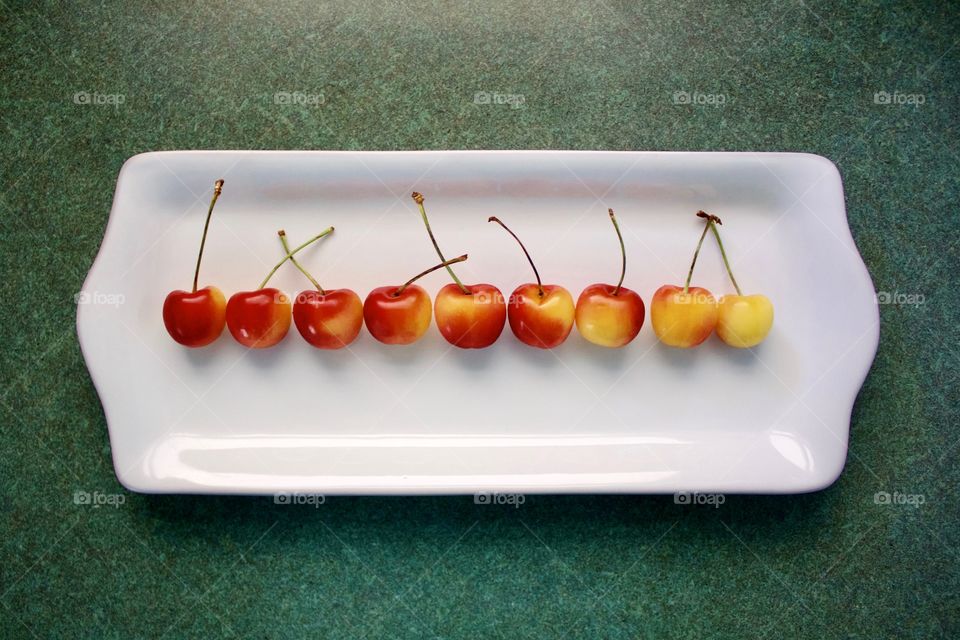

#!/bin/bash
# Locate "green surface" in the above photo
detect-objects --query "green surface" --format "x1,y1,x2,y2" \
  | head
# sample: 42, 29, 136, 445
1, 0, 958, 638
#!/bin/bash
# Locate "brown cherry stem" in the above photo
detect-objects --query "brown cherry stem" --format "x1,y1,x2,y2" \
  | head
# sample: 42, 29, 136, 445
258, 227, 334, 289
488, 216, 543, 297
703, 213, 743, 296
279, 230, 325, 295
412, 192, 469, 294
608, 208, 626, 295
393, 254, 468, 297
192, 179, 224, 293
683, 213, 713, 294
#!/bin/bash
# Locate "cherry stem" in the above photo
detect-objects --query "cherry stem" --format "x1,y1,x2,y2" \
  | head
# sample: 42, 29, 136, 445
393, 254, 468, 297
488, 216, 543, 297
683, 217, 712, 294
258, 227, 334, 289
706, 215, 743, 296
192, 179, 224, 293
608, 208, 626, 295
412, 192, 469, 295
279, 230, 325, 295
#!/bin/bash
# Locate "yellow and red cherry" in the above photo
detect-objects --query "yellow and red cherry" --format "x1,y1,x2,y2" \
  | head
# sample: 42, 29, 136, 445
434, 283, 507, 348
704, 213, 775, 348
226, 289, 291, 349
575, 208, 645, 347
489, 216, 574, 349
163, 179, 227, 347
651, 212, 719, 348
364, 255, 468, 345
651, 285, 718, 348
412, 192, 506, 349
225, 227, 333, 349
277, 230, 363, 350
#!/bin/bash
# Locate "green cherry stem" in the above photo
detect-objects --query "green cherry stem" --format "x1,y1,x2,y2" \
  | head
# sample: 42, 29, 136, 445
608, 208, 626, 295
192, 179, 224, 293
258, 226, 334, 289
683, 213, 713, 294
412, 192, 469, 295
393, 254, 468, 297
488, 216, 543, 297
705, 214, 743, 296
278, 230, 325, 295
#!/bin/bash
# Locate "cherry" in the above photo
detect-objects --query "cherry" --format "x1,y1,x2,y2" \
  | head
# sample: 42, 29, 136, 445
651, 212, 719, 348
412, 192, 506, 349
704, 213, 774, 348
162, 179, 227, 347
363, 255, 468, 345
278, 230, 364, 350
489, 216, 574, 349
575, 208, 645, 347
225, 228, 333, 349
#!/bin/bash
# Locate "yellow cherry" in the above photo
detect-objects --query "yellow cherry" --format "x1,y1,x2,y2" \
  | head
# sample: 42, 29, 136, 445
716, 294, 774, 348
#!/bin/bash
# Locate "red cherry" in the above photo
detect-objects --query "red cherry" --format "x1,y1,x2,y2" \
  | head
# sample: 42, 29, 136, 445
363, 254, 469, 346
163, 179, 225, 348
224, 227, 334, 349
363, 284, 432, 345
274, 228, 361, 350
226, 288, 292, 348
489, 216, 574, 349
507, 283, 575, 349
163, 286, 226, 347
293, 289, 363, 349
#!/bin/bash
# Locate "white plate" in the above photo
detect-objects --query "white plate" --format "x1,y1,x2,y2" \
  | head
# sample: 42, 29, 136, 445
77, 151, 879, 495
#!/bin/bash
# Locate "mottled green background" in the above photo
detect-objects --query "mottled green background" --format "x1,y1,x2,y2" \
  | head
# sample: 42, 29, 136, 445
1, 1, 958, 638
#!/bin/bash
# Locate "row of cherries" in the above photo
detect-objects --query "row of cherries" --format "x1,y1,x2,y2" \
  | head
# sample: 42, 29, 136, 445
163, 180, 773, 351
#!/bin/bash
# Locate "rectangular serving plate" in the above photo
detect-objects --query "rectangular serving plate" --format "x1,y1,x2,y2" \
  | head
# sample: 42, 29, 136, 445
78, 151, 879, 494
